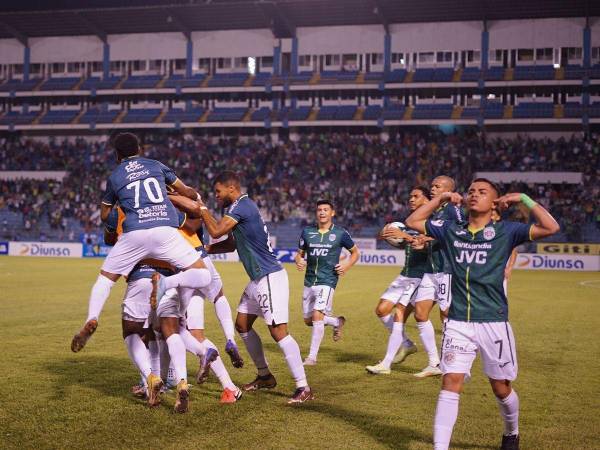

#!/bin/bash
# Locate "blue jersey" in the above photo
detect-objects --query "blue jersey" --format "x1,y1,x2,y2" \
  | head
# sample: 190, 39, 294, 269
428, 202, 465, 273
225, 194, 282, 281
101, 156, 180, 233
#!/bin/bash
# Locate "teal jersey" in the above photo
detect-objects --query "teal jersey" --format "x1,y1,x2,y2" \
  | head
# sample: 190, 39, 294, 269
401, 244, 431, 279
426, 219, 532, 323
298, 224, 356, 289
428, 202, 465, 273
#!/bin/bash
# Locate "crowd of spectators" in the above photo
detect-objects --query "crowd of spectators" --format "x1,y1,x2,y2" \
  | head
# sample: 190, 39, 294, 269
0, 130, 598, 242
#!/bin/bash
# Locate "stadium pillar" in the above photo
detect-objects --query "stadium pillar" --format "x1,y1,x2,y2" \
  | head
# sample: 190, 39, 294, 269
186, 39, 193, 78
582, 22, 591, 132
102, 43, 110, 79
479, 22, 489, 130
273, 42, 281, 76
583, 23, 591, 69
23, 45, 30, 81
383, 33, 391, 74
291, 37, 298, 75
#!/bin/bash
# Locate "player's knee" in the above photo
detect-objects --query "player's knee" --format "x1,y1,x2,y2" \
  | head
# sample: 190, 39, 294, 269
414, 307, 430, 322
235, 321, 249, 334
375, 300, 391, 317
490, 379, 512, 399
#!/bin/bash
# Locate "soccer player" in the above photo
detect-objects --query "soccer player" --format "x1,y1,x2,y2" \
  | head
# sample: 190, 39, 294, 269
198, 171, 314, 404
365, 186, 431, 374
410, 175, 464, 378
294, 200, 359, 365
71, 132, 212, 412
406, 179, 559, 450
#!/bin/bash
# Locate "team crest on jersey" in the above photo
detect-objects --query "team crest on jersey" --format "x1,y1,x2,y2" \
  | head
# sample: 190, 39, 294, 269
444, 352, 456, 364
329, 234, 336, 242
483, 226, 496, 240
125, 160, 144, 173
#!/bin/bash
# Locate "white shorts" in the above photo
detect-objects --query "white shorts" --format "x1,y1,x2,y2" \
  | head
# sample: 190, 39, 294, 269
122, 278, 153, 325
186, 294, 205, 330
101, 226, 200, 276
156, 287, 192, 320
196, 256, 223, 303
237, 269, 289, 325
440, 320, 518, 381
302, 285, 335, 318
413, 272, 452, 311
381, 275, 421, 307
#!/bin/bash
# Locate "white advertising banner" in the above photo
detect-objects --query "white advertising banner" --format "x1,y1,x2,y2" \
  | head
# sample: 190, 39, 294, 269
475, 171, 582, 184
356, 249, 405, 266
352, 238, 377, 250
9, 241, 83, 258
515, 253, 600, 271
208, 251, 240, 263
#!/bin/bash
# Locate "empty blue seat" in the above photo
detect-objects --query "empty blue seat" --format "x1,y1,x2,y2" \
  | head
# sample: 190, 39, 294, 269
484, 67, 505, 81
39, 110, 78, 124
363, 105, 382, 120
461, 67, 481, 82
563, 103, 583, 118
0, 111, 40, 125
513, 102, 554, 118
121, 75, 162, 89
78, 109, 119, 124
207, 107, 247, 122
381, 104, 405, 120
385, 69, 406, 83
251, 107, 271, 121
121, 109, 162, 123
39, 77, 80, 91
162, 107, 205, 122
208, 73, 248, 87
412, 104, 453, 120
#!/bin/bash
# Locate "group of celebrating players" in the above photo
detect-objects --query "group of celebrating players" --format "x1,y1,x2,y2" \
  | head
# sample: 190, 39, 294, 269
70, 132, 559, 450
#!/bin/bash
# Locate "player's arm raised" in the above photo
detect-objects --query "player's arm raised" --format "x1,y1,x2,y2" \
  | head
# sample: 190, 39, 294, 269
494, 193, 560, 240
169, 178, 200, 201
206, 234, 236, 254
406, 192, 462, 233
196, 199, 237, 239
168, 193, 202, 218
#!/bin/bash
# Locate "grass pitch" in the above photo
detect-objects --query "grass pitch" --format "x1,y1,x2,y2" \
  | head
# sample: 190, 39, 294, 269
0, 256, 599, 449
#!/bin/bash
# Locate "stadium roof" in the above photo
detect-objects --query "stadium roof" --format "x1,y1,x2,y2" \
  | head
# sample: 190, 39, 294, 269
0, 0, 598, 42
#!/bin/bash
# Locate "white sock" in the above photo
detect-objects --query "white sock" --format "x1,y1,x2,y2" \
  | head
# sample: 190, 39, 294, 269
278, 335, 308, 389
239, 329, 270, 376
156, 333, 171, 381
382, 322, 404, 368
497, 390, 519, 436
178, 327, 207, 356
204, 338, 236, 390
323, 315, 339, 327
86, 275, 115, 322
148, 340, 161, 376
434, 390, 460, 450
165, 334, 187, 382
124, 334, 152, 379
308, 320, 325, 360
379, 314, 394, 332
417, 320, 440, 367
163, 268, 211, 290
214, 296, 235, 341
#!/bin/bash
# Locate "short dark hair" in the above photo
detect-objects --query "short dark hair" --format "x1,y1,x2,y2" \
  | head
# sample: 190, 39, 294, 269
213, 170, 241, 187
113, 132, 140, 159
471, 177, 501, 197
316, 199, 334, 209
411, 185, 431, 200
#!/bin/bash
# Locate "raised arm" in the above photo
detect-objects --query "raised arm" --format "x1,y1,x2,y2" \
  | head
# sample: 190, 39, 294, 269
406, 192, 462, 233
494, 193, 560, 240
100, 203, 113, 223
168, 193, 202, 218
169, 178, 200, 201
197, 199, 237, 239
206, 234, 237, 254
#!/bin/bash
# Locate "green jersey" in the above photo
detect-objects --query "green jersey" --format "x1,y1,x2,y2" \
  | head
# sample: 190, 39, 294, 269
298, 224, 356, 289
401, 242, 431, 279
425, 218, 532, 323
428, 203, 465, 273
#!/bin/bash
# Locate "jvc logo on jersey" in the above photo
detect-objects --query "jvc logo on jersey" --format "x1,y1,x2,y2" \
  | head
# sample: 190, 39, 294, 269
455, 250, 487, 264
311, 248, 329, 256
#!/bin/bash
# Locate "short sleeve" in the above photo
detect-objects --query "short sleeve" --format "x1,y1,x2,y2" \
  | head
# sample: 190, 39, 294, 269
298, 229, 308, 251
444, 203, 466, 224
225, 201, 244, 223
425, 219, 449, 241
158, 161, 178, 185
504, 221, 533, 247
101, 179, 116, 206
340, 229, 356, 250
177, 211, 186, 228
104, 208, 119, 233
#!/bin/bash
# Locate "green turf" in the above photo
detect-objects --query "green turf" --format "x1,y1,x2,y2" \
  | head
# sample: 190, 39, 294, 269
0, 256, 598, 449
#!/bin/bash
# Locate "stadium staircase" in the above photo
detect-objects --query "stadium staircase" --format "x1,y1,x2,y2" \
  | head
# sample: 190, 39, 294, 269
199, 110, 210, 122
31, 110, 46, 125
503, 105, 513, 119
72, 109, 86, 124
452, 69, 462, 82
114, 110, 127, 123
114, 77, 126, 89
404, 71, 414, 83
403, 106, 414, 120
73, 77, 86, 90
353, 107, 364, 120
309, 73, 321, 85
244, 76, 255, 87
451, 106, 463, 119
307, 108, 318, 121
201, 75, 211, 88
154, 110, 167, 123
356, 72, 365, 83
32, 79, 44, 91
504, 68, 514, 81
242, 109, 253, 122
554, 105, 564, 119
155, 76, 168, 88
555, 67, 565, 80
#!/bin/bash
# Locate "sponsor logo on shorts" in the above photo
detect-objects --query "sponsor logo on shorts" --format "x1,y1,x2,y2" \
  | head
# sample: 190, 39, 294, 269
483, 226, 496, 240
444, 352, 456, 364
443, 338, 466, 352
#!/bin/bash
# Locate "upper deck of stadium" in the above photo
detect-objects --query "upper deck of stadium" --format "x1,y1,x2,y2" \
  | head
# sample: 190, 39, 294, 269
0, 0, 599, 131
